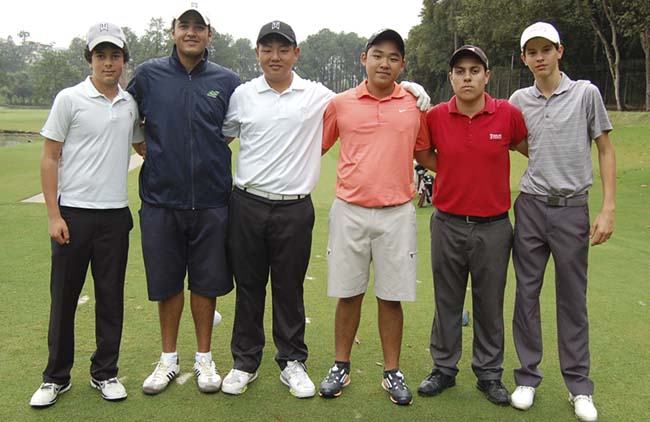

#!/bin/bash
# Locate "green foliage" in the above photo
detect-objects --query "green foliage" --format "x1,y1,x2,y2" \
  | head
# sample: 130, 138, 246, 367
406, 0, 645, 107
298, 29, 366, 93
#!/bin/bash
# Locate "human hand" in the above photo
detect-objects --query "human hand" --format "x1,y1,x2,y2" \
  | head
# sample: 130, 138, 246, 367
49, 216, 70, 245
590, 209, 614, 246
401, 81, 431, 111
133, 141, 146, 159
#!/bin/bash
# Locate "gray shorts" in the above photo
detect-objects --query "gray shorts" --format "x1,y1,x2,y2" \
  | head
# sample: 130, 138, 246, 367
326, 198, 417, 301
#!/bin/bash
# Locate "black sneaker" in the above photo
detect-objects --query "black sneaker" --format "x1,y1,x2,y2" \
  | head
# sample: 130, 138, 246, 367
476, 379, 510, 405
417, 368, 456, 396
382, 369, 413, 405
319, 363, 350, 398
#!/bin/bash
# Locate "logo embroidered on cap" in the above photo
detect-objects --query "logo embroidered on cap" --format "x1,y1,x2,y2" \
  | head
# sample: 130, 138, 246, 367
271, 21, 281, 30
99, 23, 109, 32
489, 133, 503, 140
207, 90, 220, 98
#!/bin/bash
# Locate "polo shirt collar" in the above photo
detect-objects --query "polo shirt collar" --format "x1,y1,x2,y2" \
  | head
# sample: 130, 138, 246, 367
532, 71, 573, 98
355, 80, 407, 100
447, 92, 495, 116
83, 76, 127, 102
255, 71, 307, 94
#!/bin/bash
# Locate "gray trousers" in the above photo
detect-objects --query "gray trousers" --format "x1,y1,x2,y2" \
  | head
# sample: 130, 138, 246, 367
429, 211, 513, 380
512, 193, 593, 395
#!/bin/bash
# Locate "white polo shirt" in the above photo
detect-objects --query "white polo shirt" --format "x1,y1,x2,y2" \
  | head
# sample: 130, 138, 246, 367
41, 76, 143, 209
223, 72, 334, 195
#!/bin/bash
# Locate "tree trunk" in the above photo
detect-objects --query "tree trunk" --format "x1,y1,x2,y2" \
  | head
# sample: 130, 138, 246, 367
641, 29, 650, 112
602, 0, 623, 110
586, 0, 624, 110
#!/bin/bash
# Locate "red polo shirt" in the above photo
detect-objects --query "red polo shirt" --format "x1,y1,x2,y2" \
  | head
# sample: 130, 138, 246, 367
426, 93, 527, 216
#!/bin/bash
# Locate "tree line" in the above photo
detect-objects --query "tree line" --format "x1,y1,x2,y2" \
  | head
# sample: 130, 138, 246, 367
407, 0, 648, 111
1, 0, 648, 110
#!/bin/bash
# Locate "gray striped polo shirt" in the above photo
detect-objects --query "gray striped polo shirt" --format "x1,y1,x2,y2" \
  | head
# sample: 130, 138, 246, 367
509, 72, 612, 197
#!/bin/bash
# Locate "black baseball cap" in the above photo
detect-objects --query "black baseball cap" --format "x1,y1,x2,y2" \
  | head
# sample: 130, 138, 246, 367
365, 29, 405, 57
257, 20, 296, 45
449, 45, 489, 69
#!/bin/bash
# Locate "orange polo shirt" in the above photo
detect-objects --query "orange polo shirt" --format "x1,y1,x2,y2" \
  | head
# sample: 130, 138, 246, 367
322, 81, 430, 207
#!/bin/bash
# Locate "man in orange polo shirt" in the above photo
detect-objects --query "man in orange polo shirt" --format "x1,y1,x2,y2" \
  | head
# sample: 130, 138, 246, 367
414, 46, 528, 405
318, 29, 430, 406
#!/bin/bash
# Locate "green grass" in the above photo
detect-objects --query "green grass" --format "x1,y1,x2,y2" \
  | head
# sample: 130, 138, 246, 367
0, 107, 50, 133
0, 111, 648, 421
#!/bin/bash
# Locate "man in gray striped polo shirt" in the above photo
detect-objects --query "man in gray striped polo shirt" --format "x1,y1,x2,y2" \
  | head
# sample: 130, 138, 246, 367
508, 22, 616, 422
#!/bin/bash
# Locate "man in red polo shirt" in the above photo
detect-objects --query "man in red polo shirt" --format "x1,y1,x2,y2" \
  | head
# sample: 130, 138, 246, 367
414, 46, 528, 405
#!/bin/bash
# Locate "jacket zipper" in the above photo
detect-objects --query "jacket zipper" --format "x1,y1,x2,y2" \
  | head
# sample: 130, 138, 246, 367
188, 73, 195, 210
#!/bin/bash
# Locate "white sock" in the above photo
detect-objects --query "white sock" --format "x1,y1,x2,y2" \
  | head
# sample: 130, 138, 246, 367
161, 352, 178, 365
195, 351, 212, 363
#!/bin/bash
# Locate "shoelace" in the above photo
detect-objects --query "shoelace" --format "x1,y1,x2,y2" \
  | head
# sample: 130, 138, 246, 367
425, 370, 442, 382
385, 372, 409, 391
196, 359, 217, 377
151, 362, 174, 382
324, 366, 347, 383
229, 369, 249, 383
573, 394, 593, 403
285, 362, 309, 385
96, 378, 120, 390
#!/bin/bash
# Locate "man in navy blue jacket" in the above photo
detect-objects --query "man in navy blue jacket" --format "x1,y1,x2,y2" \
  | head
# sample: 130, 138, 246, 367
127, 4, 240, 395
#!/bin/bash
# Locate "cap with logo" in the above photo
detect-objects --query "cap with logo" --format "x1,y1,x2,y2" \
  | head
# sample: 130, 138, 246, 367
87, 22, 126, 51
520, 22, 561, 51
449, 45, 489, 70
257, 20, 296, 45
365, 29, 405, 56
176, 2, 211, 26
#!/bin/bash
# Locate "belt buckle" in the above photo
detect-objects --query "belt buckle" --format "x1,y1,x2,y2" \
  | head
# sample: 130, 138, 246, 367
465, 216, 478, 224
547, 196, 561, 206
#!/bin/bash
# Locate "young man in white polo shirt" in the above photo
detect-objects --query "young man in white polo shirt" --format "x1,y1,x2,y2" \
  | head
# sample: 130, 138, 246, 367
508, 22, 615, 422
29, 22, 142, 408
221, 21, 430, 399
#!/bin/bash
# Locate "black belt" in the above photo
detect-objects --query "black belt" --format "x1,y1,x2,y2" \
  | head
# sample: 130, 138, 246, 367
439, 210, 509, 224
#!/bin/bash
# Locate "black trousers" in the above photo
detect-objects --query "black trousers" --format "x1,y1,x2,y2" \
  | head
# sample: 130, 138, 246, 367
228, 188, 314, 372
43, 206, 132, 384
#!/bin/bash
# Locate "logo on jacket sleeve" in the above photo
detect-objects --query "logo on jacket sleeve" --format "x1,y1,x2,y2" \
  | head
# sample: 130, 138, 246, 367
207, 90, 220, 98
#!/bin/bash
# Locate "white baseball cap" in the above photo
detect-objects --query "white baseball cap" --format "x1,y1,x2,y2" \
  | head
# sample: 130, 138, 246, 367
520, 22, 561, 51
176, 2, 211, 26
87, 22, 126, 51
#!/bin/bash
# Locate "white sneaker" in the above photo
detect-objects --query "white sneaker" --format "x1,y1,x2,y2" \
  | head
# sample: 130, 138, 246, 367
142, 359, 179, 395
280, 361, 315, 398
570, 394, 598, 422
511, 385, 536, 410
193, 356, 222, 393
29, 382, 71, 407
91, 377, 127, 401
222, 368, 259, 395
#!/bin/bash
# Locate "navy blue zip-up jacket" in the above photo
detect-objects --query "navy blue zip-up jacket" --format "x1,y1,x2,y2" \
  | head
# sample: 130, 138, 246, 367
127, 47, 240, 209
